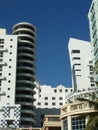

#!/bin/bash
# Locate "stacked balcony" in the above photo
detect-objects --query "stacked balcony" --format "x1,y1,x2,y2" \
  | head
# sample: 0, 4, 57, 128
12, 22, 36, 127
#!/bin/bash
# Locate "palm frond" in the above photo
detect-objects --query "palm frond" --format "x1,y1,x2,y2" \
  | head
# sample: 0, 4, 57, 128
86, 115, 98, 130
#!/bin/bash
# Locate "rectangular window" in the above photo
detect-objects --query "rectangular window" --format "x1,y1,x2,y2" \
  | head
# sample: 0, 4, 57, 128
45, 102, 48, 105
71, 50, 80, 53
59, 102, 63, 105
91, 84, 95, 87
44, 97, 48, 100
59, 97, 63, 100
59, 89, 62, 92
65, 89, 68, 92
73, 57, 80, 60
71, 116, 86, 130
63, 118, 68, 130
74, 64, 81, 66
54, 89, 57, 93
0, 39, 4, 44
52, 102, 56, 105
38, 102, 41, 105
52, 97, 55, 100
75, 69, 81, 71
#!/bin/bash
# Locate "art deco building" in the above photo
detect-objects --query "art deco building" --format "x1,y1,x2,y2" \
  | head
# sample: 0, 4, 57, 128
88, 0, 98, 86
0, 22, 36, 128
34, 81, 73, 127
68, 38, 95, 92
60, 101, 95, 130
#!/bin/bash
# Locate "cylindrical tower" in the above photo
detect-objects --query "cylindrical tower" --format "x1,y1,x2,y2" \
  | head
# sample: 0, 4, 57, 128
12, 22, 36, 127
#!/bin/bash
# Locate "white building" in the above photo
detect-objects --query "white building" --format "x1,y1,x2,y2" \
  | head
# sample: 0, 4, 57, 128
68, 38, 95, 92
88, 0, 98, 87
0, 22, 36, 128
34, 81, 73, 127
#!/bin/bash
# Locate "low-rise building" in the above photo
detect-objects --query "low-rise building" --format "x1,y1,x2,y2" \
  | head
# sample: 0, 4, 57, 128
34, 81, 73, 127
60, 102, 95, 130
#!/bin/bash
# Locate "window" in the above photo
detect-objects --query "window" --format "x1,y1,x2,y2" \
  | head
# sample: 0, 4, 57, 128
65, 89, 68, 92
44, 97, 48, 100
91, 84, 95, 87
59, 97, 63, 100
90, 77, 94, 82
74, 64, 81, 66
39, 88, 41, 92
71, 50, 80, 53
0, 39, 4, 44
8, 80, 11, 83
0, 45, 4, 48
7, 95, 10, 98
38, 102, 41, 105
52, 97, 55, 100
75, 69, 81, 71
8, 73, 11, 75
73, 57, 80, 60
59, 102, 63, 105
71, 116, 86, 130
0, 81, 1, 86
52, 102, 56, 105
59, 89, 62, 92
8, 88, 10, 90
90, 72, 94, 75
54, 89, 57, 93
9, 59, 12, 61
0, 59, 3, 62
89, 65, 93, 71
9, 66, 11, 68
10, 39, 13, 41
9, 52, 12, 54
89, 61, 93, 64
63, 118, 68, 130
10, 45, 13, 48
45, 102, 48, 105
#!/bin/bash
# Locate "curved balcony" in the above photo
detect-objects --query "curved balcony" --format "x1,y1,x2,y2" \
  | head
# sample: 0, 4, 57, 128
18, 53, 36, 61
21, 117, 35, 122
60, 102, 95, 119
17, 73, 36, 81
17, 60, 36, 68
18, 46, 35, 55
13, 22, 36, 126
21, 109, 35, 115
13, 28, 36, 38
18, 39, 36, 48
16, 87, 36, 94
17, 66, 36, 74
17, 80, 36, 88
12, 22, 36, 32
18, 102, 35, 108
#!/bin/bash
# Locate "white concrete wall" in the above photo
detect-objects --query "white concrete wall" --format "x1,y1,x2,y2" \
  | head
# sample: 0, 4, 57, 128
0, 35, 18, 107
68, 38, 94, 91
34, 82, 73, 108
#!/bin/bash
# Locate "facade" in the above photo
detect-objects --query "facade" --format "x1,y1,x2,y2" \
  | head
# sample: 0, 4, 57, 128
68, 38, 95, 92
34, 81, 73, 127
43, 115, 61, 130
34, 82, 73, 108
88, 0, 98, 87
60, 102, 95, 130
0, 22, 36, 128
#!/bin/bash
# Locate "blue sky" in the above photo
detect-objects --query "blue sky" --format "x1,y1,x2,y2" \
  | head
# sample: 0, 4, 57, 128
0, 0, 92, 87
